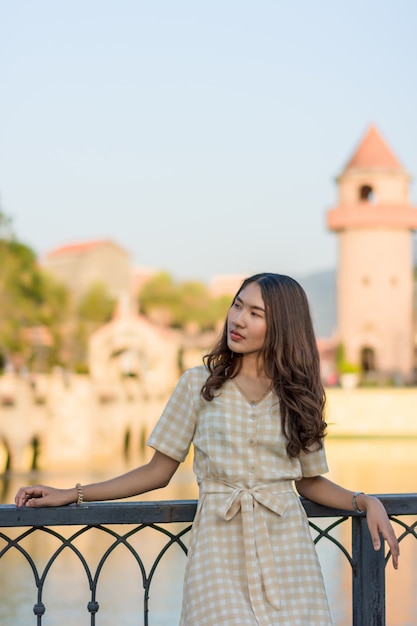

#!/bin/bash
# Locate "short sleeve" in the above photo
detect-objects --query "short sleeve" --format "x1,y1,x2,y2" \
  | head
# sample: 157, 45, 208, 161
298, 442, 329, 477
147, 370, 198, 462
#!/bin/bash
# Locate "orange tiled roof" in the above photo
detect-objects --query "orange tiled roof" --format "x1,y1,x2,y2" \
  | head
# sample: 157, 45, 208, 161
46, 239, 112, 258
344, 124, 403, 171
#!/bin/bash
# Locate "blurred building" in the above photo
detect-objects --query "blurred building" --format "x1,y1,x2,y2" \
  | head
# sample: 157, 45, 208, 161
43, 239, 132, 303
88, 304, 181, 399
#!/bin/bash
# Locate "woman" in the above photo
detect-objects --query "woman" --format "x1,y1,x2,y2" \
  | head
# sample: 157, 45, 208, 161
15, 273, 399, 626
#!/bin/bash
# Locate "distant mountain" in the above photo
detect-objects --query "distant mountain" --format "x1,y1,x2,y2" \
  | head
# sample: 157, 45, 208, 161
297, 270, 336, 339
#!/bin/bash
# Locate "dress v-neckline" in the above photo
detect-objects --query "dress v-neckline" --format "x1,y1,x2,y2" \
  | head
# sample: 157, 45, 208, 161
231, 378, 272, 407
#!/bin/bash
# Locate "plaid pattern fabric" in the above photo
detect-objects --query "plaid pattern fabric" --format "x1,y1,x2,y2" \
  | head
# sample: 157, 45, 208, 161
148, 366, 332, 626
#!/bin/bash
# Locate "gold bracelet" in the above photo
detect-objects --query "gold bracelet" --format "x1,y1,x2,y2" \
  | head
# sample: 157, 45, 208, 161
352, 491, 365, 513
75, 483, 84, 506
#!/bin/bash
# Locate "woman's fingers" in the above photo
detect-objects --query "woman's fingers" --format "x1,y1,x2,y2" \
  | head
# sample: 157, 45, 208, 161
15, 485, 55, 507
366, 499, 400, 569
15, 486, 41, 507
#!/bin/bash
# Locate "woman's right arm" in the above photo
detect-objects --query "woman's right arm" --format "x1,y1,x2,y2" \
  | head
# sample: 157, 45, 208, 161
15, 451, 180, 508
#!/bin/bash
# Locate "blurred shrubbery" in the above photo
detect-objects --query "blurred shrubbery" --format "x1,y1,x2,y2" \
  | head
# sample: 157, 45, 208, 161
139, 272, 231, 331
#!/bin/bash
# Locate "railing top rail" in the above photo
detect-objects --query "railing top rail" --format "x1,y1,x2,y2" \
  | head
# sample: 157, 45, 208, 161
0, 499, 198, 527
304, 493, 417, 517
1, 493, 416, 527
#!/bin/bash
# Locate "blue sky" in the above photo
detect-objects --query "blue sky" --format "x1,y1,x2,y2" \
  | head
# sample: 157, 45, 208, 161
1, 0, 416, 282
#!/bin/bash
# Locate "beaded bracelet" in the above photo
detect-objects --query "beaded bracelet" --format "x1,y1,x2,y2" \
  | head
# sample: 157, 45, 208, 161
75, 483, 84, 506
352, 491, 365, 513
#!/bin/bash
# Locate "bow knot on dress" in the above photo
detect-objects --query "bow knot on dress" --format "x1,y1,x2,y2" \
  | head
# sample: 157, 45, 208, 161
203, 479, 290, 614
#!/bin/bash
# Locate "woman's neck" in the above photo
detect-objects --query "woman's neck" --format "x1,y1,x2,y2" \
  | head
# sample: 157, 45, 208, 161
238, 356, 268, 382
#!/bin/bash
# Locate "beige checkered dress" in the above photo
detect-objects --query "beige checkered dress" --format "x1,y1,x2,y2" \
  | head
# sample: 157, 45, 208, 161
148, 366, 332, 626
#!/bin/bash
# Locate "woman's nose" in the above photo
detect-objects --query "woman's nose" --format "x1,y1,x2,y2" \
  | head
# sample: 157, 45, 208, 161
233, 309, 246, 326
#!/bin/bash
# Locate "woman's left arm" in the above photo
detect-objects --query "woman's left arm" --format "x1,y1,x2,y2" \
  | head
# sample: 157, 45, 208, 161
295, 476, 399, 569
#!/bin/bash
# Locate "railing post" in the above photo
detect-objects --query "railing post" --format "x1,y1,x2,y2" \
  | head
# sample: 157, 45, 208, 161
352, 515, 385, 626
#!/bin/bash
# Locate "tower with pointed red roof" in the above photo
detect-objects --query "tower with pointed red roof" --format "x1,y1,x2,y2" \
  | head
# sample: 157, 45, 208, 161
327, 125, 417, 380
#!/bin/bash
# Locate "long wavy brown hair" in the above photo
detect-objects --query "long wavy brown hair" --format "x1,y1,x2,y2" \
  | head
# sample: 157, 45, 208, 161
201, 273, 327, 458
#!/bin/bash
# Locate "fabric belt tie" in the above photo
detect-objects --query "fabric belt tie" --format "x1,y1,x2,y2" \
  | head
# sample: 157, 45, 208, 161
201, 479, 290, 619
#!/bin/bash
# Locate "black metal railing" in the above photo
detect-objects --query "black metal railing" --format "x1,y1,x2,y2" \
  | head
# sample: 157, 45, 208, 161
0, 494, 416, 626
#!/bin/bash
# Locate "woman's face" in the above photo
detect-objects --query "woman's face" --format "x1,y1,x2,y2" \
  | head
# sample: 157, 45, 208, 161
227, 282, 267, 358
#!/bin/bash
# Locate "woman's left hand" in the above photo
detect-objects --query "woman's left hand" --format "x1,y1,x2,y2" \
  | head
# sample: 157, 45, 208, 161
360, 494, 400, 569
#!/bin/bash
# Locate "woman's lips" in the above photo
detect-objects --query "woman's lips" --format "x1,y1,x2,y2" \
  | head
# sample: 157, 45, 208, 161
230, 330, 244, 341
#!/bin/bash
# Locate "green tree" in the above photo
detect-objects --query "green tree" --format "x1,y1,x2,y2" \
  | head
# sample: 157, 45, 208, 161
0, 208, 71, 370
0, 207, 13, 240
78, 282, 115, 323
206, 294, 233, 329
72, 282, 116, 371
335, 343, 361, 375
139, 272, 178, 325
138, 273, 232, 330
0, 243, 71, 368
175, 281, 210, 328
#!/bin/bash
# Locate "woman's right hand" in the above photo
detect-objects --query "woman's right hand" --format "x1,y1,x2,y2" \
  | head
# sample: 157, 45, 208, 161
15, 484, 76, 508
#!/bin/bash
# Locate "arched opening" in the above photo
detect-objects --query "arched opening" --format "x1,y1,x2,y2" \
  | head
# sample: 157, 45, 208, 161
111, 348, 141, 379
361, 346, 376, 372
359, 185, 375, 202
